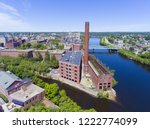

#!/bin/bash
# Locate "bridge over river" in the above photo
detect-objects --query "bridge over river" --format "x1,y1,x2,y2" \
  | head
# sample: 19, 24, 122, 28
89, 45, 121, 50
89, 38, 121, 53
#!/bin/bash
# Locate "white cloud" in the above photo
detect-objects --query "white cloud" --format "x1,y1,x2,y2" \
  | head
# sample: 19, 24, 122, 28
0, 13, 30, 32
0, 2, 20, 16
0, 2, 31, 31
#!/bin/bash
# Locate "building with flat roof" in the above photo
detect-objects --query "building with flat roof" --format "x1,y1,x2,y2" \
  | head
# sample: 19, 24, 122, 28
0, 71, 45, 108
59, 51, 82, 83
10, 84, 44, 108
0, 49, 65, 60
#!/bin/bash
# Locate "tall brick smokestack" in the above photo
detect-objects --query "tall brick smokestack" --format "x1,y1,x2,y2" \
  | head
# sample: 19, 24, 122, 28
84, 22, 89, 74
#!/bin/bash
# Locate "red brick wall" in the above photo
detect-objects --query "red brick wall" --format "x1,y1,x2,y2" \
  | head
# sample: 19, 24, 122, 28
88, 62, 113, 90
59, 61, 81, 84
72, 44, 81, 51
23, 91, 45, 109
88, 63, 99, 89
0, 50, 31, 57
84, 22, 89, 74
0, 50, 62, 60
33, 50, 62, 60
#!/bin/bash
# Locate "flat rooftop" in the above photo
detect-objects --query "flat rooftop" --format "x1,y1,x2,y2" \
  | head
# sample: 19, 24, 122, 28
0, 49, 65, 54
0, 49, 33, 52
89, 55, 110, 75
60, 51, 82, 65
34, 49, 65, 54
10, 84, 44, 102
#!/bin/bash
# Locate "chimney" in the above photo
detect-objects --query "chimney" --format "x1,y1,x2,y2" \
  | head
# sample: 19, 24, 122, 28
84, 22, 89, 74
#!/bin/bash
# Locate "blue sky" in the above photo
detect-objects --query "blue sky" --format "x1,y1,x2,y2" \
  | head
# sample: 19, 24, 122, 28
0, 0, 150, 32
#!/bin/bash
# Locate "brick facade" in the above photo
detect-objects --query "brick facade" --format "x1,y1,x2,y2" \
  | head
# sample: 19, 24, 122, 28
59, 61, 82, 84
0, 49, 64, 60
84, 22, 89, 74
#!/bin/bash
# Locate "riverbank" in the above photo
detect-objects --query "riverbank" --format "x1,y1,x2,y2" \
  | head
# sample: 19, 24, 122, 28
48, 71, 117, 102
100, 36, 112, 46
119, 49, 150, 66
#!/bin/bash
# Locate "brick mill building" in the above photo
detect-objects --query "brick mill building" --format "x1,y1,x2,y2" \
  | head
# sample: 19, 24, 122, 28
59, 51, 82, 84
58, 22, 113, 91
0, 71, 45, 108
83, 22, 113, 90
0, 49, 64, 60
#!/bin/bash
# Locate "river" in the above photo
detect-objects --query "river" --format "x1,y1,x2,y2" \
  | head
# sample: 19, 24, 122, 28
89, 38, 150, 112
43, 38, 150, 112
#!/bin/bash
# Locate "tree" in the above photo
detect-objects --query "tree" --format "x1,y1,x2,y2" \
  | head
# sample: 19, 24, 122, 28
50, 55, 59, 68
45, 83, 59, 100
35, 51, 43, 61
45, 51, 50, 62
26, 43, 32, 48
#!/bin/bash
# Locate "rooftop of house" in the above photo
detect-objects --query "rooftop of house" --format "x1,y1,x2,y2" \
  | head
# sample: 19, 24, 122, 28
10, 84, 44, 102
0, 71, 22, 90
59, 51, 82, 65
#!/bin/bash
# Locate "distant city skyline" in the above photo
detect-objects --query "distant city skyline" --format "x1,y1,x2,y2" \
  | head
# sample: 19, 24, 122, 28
0, 0, 150, 32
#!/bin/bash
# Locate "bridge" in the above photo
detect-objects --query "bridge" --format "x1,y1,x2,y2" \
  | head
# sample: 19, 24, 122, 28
89, 45, 121, 53
89, 45, 121, 50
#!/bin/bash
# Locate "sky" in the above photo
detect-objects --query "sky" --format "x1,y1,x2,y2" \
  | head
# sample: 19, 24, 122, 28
0, 0, 150, 32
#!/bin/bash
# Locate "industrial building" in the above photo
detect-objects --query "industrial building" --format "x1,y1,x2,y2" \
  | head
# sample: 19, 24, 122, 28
59, 51, 82, 84
83, 22, 113, 90
0, 71, 45, 109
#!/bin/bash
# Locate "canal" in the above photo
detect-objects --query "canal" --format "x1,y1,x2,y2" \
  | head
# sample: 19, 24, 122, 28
43, 38, 150, 112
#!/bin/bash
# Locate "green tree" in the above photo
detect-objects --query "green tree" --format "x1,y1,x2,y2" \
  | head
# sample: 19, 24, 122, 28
45, 83, 59, 100
45, 51, 50, 61
36, 51, 43, 61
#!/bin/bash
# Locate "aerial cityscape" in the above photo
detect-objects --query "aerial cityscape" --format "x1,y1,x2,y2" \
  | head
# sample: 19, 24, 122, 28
0, 0, 150, 112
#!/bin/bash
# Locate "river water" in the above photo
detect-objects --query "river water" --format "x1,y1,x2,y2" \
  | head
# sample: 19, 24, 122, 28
89, 38, 150, 112
43, 38, 150, 112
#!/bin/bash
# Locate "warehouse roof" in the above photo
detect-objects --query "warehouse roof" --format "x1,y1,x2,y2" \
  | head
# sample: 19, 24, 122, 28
60, 51, 82, 65
10, 84, 44, 102
0, 71, 22, 90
